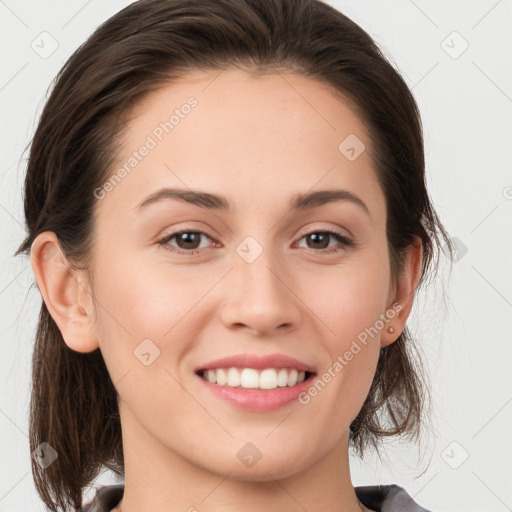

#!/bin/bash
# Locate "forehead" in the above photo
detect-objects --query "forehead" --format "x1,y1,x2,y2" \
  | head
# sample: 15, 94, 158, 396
96, 67, 384, 222
127, 67, 369, 148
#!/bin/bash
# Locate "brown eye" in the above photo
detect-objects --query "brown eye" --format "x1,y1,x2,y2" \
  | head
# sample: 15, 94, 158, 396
175, 232, 202, 250
296, 231, 353, 254
305, 232, 330, 249
158, 230, 214, 254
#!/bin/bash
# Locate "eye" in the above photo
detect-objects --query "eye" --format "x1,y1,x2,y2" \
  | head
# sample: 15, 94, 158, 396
295, 230, 354, 254
157, 230, 215, 255
157, 229, 354, 256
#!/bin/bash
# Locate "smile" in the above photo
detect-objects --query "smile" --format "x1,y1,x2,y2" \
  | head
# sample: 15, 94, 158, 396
197, 367, 313, 390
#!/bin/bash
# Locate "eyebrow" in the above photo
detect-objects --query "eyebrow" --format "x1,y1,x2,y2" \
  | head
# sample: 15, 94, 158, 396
135, 187, 371, 217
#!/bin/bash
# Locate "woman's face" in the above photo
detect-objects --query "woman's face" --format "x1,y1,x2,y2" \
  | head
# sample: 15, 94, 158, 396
77, 68, 411, 479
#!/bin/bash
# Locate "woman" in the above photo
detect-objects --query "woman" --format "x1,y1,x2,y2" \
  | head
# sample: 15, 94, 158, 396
15, 0, 453, 510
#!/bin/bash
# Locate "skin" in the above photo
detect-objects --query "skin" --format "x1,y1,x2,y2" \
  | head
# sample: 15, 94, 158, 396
31, 68, 422, 512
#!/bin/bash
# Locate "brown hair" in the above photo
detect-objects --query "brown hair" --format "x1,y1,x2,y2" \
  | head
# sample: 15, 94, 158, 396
15, 0, 454, 510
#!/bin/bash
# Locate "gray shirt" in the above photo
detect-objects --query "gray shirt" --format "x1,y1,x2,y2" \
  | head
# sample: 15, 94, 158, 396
80, 483, 434, 511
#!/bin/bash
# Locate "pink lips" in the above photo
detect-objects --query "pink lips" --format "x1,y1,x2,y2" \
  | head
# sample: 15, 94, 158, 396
198, 376, 314, 411
195, 353, 316, 373
194, 353, 317, 411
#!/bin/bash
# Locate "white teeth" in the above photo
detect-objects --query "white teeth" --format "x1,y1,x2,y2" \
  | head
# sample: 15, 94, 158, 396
240, 368, 259, 388
200, 367, 310, 390
260, 368, 278, 389
227, 367, 241, 387
287, 369, 298, 386
277, 368, 289, 387
216, 368, 227, 385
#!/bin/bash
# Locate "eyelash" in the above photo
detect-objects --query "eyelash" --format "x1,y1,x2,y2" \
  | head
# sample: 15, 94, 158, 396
156, 229, 355, 256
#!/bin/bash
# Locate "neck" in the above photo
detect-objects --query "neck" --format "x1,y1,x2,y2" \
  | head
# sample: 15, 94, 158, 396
116, 400, 369, 512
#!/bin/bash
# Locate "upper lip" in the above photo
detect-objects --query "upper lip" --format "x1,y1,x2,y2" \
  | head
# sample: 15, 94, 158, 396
196, 353, 316, 373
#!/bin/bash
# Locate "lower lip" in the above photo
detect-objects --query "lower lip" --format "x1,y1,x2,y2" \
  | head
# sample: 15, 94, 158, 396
196, 373, 315, 411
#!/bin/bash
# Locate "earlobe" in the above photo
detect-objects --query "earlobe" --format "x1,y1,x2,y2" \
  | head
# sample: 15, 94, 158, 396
381, 237, 423, 348
30, 231, 99, 353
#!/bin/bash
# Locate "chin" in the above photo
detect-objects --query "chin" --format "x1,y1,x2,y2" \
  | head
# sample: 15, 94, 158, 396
195, 445, 311, 482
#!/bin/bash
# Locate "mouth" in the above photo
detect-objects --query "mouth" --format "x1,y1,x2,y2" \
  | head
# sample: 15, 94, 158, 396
196, 367, 316, 391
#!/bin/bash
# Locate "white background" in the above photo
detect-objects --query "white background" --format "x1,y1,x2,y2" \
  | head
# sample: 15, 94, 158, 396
1, 1, 511, 511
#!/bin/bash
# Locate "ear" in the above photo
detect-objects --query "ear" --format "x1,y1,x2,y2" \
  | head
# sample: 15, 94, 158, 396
381, 237, 423, 348
30, 231, 99, 353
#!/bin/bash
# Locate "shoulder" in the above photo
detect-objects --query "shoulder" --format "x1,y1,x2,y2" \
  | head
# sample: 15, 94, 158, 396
355, 483, 435, 512
80, 484, 124, 512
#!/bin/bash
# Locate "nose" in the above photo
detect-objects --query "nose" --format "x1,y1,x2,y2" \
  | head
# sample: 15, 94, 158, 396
219, 246, 303, 336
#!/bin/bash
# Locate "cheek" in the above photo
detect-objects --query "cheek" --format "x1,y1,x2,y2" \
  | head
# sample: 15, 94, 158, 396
299, 256, 388, 406
93, 252, 196, 332
90, 255, 202, 380
305, 257, 390, 347
90, 259, 202, 420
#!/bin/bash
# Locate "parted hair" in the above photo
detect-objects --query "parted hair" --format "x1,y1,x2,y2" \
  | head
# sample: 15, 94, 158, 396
14, 0, 454, 510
